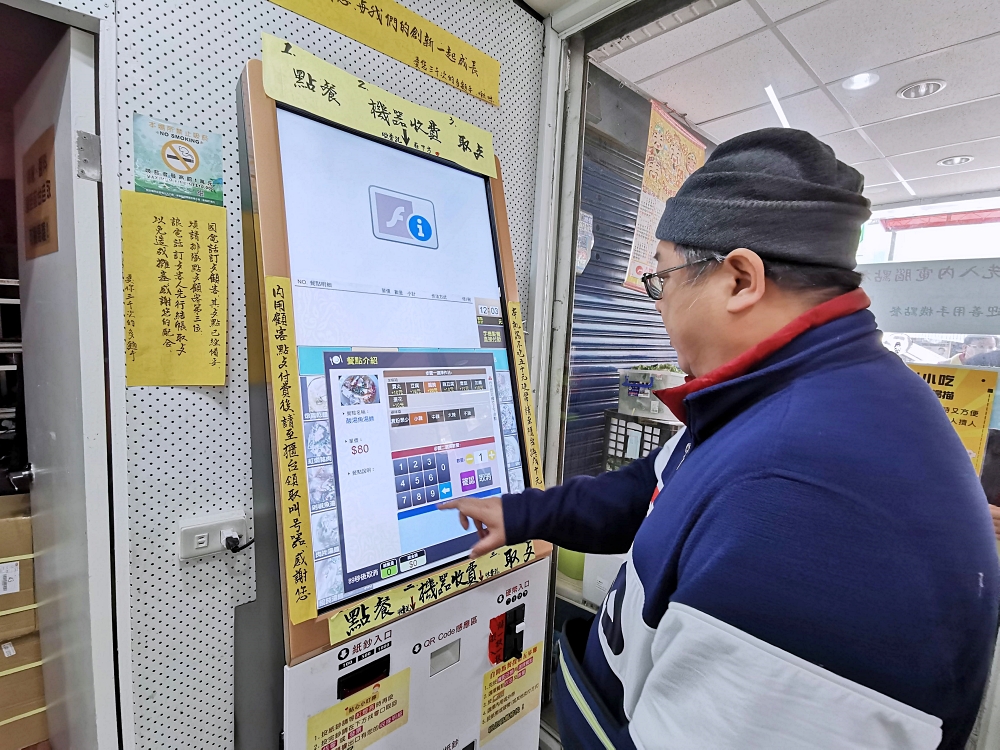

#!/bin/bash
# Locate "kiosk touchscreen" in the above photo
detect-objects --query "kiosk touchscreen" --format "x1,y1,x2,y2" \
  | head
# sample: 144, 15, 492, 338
275, 109, 527, 611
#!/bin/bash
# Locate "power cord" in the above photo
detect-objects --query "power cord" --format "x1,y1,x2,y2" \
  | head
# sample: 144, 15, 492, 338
225, 534, 255, 554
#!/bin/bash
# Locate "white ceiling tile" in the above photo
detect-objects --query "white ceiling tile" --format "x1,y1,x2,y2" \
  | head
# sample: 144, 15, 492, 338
778, 0, 1000, 82
698, 87, 849, 144
910, 166, 1000, 201
890, 137, 1000, 181
698, 105, 782, 144
863, 96, 1000, 157
818, 129, 880, 164
644, 30, 815, 123
852, 158, 899, 187
864, 181, 912, 207
603, 2, 765, 83
829, 33, 1000, 126
756, 0, 825, 21
779, 88, 851, 135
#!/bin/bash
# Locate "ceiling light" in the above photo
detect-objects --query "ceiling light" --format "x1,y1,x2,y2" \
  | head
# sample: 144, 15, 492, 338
842, 72, 879, 91
897, 80, 946, 99
937, 155, 974, 167
764, 85, 790, 128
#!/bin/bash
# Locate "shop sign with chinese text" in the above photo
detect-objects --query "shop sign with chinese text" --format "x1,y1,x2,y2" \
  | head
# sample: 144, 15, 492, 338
861, 259, 1000, 335
908, 363, 997, 474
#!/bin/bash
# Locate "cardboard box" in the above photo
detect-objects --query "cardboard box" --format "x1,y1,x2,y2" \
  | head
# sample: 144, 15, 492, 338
0, 516, 32, 557
0, 494, 30, 520
0, 632, 47, 750
0, 514, 36, 641
0, 558, 35, 641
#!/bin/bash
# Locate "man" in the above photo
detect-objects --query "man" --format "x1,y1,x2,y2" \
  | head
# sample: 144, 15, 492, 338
442, 129, 999, 749
950, 335, 996, 365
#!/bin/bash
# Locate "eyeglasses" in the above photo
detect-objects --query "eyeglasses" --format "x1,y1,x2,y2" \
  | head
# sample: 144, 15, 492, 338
640, 257, 715, 300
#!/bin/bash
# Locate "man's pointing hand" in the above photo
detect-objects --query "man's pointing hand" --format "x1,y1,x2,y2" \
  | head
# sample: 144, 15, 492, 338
439, 495, 506, 558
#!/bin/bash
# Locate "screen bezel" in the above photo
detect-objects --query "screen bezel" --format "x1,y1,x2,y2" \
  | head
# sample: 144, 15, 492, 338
271, 102, 532, 612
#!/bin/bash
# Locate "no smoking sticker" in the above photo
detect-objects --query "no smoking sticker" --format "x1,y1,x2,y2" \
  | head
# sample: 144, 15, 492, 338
161, 140, 200, 174
134, 113, 222, 206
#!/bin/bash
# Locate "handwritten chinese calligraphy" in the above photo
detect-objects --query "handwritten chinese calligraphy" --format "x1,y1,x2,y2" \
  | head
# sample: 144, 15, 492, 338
328, 542, 537, 643
267, 0, 500, 105
506, 301, 544, 489
265, 275, 317, 623
121, 190, 227, 385
262, 34, 496, 178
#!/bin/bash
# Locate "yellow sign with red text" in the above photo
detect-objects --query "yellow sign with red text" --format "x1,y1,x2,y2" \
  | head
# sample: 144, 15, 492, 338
909, 364, 997, 475
481, 641, 543, 744
306, 667, 409, 750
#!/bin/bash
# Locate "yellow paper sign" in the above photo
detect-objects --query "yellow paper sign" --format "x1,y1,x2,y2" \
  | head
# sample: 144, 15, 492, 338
307, 667, 409, 750
329, 542, 538, 644
23, 127, 57, 259
909, 363, 997, 474
267, 0, 500, 106
121, 190, 228, 386
507, 301, 544, 489
265, 276, 317, 624
262, 34, 496, 178
481, 641, 543, 744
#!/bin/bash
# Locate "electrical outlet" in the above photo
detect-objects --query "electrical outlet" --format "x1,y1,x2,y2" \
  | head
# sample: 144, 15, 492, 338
178, 511, 248, 560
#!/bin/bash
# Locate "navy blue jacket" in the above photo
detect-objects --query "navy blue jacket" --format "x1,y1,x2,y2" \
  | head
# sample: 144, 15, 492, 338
504, 307, 999, 749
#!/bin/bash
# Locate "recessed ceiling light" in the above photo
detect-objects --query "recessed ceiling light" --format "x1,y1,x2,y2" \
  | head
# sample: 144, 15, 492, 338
937, 155, 974, 167
842, 72, 879, 91
897, 80, 946, 99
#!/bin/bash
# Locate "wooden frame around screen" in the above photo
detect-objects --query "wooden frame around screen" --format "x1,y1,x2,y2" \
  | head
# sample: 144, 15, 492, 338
239, 60, 551, 666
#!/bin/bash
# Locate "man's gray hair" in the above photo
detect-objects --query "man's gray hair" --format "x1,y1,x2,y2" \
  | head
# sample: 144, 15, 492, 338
673, 243, 863, 298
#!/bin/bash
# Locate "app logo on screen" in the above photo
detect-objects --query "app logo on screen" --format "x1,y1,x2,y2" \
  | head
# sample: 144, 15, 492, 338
369, 186, 438, 249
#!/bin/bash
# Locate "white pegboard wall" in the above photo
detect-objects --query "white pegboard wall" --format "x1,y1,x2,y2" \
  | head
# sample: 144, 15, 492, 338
33, 0, 543, 747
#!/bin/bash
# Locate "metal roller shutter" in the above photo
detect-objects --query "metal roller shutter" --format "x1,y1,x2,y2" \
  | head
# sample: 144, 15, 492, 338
562, 129, 678, 479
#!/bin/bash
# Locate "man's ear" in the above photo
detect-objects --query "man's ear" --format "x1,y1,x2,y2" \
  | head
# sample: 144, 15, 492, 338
723, 248, 767, 313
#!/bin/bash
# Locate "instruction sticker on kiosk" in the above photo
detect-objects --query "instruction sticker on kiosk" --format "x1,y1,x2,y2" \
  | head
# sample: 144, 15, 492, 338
481, 641, 543, 744
306, 667, 409, 750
